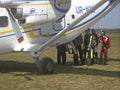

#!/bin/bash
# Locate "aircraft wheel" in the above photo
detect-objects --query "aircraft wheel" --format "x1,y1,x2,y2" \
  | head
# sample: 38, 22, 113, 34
39, 57, 54, 74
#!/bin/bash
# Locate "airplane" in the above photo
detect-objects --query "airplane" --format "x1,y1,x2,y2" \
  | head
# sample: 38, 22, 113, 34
0, 0, 119, 74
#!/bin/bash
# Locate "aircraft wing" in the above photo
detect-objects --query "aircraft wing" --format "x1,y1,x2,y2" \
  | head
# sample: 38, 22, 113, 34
36, 0, 110, 52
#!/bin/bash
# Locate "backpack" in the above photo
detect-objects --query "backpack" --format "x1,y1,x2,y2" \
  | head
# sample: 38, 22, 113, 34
102, 36, 111, 48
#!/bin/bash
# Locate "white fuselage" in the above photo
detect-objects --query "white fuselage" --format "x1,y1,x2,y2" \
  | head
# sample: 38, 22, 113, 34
0, 0, 119, 54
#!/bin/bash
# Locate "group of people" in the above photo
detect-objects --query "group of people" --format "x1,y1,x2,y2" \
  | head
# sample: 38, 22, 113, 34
56, 28, 111, 66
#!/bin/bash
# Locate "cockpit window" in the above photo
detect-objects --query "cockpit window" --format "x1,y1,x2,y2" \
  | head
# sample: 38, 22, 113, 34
0, 16, 8, 27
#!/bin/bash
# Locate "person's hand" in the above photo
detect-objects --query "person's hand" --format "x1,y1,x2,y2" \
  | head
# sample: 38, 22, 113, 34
87, 48, 90, 51
104, 47, 106, 50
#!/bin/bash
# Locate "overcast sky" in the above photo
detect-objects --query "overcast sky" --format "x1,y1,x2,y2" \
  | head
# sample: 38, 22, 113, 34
91, 3, 120, 29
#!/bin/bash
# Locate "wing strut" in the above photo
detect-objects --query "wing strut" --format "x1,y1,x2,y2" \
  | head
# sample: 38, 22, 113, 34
37, 0, 109, 52
6, 8, 24, 43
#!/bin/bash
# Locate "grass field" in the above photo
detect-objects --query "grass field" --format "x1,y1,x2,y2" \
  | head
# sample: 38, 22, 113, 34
0, 33, 119, 90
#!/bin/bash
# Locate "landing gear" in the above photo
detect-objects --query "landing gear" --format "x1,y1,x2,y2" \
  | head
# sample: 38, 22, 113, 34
33, 57, 54, 74
39, 57, 54, 74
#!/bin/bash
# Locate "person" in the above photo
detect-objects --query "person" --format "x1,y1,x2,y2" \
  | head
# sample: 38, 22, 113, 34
72, 38, 79, 65
83, 28, 93, 66
99, 30, 111, 65
56, 44, 67, 65
76, 34, 84, 65
72, 34, 83, 65
91, 28, 99, 64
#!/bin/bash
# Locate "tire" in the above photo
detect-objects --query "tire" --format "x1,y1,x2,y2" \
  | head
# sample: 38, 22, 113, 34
39, 57, 54, 74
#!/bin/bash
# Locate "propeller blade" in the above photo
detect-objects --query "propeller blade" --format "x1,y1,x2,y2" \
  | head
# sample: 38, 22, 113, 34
6, 8, 24, 43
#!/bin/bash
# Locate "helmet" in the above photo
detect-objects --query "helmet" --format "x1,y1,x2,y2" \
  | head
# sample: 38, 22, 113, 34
101, 31, 106, 35
85, 28, 90, 34
91, 28, 96, 34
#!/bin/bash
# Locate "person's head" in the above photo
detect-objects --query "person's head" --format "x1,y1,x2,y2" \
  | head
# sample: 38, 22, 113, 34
91, 28, 96, 34
85, 28, 90, 34
101, 31, 106, 36
100, 29, 103, 32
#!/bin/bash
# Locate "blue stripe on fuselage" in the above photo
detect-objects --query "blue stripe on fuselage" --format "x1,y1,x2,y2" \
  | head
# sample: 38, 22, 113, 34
71, 0, 114, 30
0, 0, 114, 39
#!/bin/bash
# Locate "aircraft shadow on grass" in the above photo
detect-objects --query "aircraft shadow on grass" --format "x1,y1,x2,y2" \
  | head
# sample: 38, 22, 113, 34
0, 59, 119, 79
107, 58, 120, 62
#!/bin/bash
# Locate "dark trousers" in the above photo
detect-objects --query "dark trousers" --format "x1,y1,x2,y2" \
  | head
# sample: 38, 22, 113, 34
73, 53, 79, 65
100, 48, 107, 65
92, 51, 98, 64
77, 45, 84, 65
87, 50, 93, 66
57, 51, 66, 65
83, 48, 93, 66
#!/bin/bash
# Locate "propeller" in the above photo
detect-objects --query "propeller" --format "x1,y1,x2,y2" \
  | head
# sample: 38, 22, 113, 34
6, 8, 24, 43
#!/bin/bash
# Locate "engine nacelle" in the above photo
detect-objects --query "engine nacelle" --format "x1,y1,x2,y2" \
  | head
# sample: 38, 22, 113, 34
0, 0, 71, 25
0, 0, 12, 7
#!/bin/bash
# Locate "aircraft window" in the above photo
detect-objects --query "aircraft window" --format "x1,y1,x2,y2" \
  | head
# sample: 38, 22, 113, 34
72, 15, 75, 19
0, 16, 8, 27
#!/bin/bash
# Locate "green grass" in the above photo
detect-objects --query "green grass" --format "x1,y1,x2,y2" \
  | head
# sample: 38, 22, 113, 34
0, 33, 119, 90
